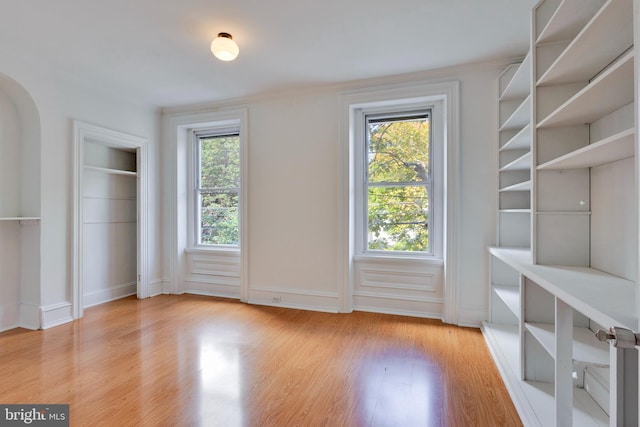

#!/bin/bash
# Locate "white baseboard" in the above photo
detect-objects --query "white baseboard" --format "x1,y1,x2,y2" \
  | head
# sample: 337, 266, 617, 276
248, 286, 339, 313
83, 282, 137, 308
148, 279, 164, 297
457, 304, 487, 328
40, 302, 73, 329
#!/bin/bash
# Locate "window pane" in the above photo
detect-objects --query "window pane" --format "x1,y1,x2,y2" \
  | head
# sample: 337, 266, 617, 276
199, 135, 240, 189
367, 185, 429, 252
200, 192, 238, 245
367, 117, 429, 183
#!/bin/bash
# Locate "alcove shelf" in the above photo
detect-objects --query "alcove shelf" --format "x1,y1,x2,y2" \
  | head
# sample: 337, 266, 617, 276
0, 217, 40, 221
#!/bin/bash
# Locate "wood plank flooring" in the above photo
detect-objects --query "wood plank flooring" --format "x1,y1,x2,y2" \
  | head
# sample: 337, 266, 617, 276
0, 295, 521, 426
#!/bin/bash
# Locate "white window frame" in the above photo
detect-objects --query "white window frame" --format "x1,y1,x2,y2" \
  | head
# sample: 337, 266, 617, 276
353, 100, 444, 260
187, 117, 245, 251
192, 126, 241, 247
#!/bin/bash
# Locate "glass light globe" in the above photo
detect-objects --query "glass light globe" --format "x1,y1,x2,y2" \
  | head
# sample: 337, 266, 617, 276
211, 33, 239, 61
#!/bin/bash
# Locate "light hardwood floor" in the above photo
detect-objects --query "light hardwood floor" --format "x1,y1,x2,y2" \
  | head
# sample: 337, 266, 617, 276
0, 295, 521, 426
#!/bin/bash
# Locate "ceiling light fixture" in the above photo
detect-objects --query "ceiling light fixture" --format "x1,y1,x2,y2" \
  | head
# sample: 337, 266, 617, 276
211, 32, 239, 61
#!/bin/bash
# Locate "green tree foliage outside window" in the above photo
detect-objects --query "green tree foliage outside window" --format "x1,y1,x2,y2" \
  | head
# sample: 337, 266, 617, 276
198, 134, 240, 245
367, 114, 430, 252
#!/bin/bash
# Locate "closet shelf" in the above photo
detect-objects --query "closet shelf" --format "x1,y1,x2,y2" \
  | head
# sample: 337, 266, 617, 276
537, 128, 634, 170
537, 0, 633, 86
536, 0, 606, 45
488, 247, 637, 330
83, 165, 137, 176
537, 50, 633, 128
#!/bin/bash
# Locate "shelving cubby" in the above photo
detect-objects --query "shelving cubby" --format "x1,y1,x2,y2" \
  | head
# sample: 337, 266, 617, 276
484, 1, 638, 424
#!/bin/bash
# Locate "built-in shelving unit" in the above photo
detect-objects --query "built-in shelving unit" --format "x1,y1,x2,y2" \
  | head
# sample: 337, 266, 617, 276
496, 53, 532, 250
484, 0, 638, 425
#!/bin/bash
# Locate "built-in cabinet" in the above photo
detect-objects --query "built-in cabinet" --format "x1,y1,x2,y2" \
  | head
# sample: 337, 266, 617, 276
483, 0, 639, 425
81, 143, 137, 308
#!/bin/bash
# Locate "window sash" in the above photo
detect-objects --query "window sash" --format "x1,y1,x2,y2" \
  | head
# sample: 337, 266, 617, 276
363, 109, 432, 255
194, 129, 240, 246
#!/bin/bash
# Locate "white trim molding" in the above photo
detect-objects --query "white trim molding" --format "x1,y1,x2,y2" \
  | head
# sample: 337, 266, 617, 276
83, 281, 137, 309
248, 286, 340, 313
40, 302, 73, 329
339, 80, 460, 323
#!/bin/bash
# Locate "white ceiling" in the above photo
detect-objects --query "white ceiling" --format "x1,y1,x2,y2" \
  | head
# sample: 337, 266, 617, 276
0, 0, 536, 108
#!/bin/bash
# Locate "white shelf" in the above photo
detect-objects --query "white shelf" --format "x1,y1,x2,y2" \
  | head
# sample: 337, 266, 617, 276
500, 152, 531, 171
499, 209, 531, 214
537, 128, 634, 170
536, 0, 606, 45
538, 50, 634, 128
488, 247, 637, 330
525, 322, 609, 365
0, 217, 40, 221
499, 181, 532, 192
494, 286, 520, 318
83, 165, 137, 176
537, 0, 633, 86
500, 124, 531, 151
482, 322, 609, 426
500, 54, 531, 101
500, 95, 531, 131
536, 211, 591, 216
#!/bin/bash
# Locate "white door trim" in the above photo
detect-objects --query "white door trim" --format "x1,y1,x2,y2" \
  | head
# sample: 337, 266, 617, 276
72, 120, 150, 319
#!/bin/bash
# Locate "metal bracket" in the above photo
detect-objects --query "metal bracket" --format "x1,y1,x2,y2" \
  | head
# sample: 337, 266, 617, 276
595, 326, 640, 349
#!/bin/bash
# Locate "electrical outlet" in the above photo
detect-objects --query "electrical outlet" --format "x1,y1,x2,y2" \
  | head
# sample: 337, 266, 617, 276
271, 296, 281, 303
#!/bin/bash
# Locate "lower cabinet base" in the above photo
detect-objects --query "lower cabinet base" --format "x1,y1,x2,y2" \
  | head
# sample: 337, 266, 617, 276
482, 322, 609, 427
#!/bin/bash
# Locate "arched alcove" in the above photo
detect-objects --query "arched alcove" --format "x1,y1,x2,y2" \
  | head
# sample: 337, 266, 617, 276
0, 73, 42, 331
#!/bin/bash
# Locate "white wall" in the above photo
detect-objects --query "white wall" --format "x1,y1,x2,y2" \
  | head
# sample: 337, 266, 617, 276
164, 59, 506, 325
0, 48, 162, 328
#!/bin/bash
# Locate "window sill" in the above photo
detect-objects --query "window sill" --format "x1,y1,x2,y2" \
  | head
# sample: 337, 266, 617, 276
353, 253, 443, 266
185, 246, 240, 256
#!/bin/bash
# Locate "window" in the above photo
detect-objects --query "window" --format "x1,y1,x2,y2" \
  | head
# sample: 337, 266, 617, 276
194, 127, 240, 246
366, 111, 431, 253
354, 101, 443, 258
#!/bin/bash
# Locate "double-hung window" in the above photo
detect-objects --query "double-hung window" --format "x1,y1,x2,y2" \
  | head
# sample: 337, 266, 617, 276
353, 99, 443, 259
365, 110, 432, 254
194, 127, 240, 246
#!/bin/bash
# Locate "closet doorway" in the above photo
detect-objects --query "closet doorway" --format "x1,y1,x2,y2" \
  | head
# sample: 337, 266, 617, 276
73, 121, 149, 319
